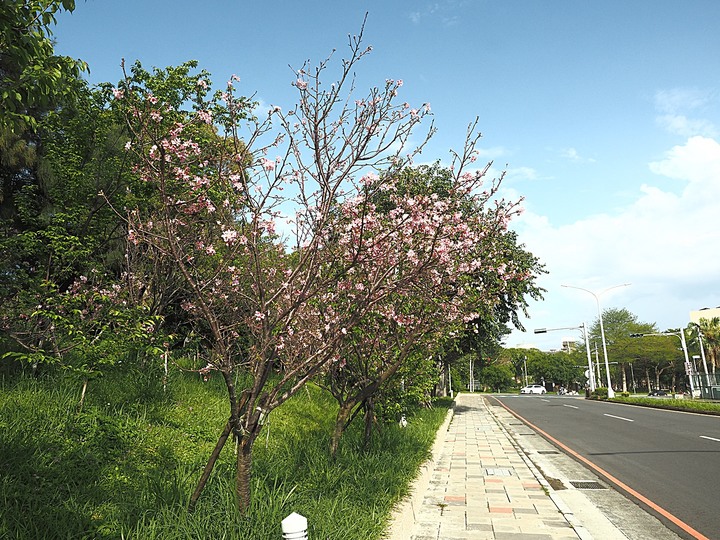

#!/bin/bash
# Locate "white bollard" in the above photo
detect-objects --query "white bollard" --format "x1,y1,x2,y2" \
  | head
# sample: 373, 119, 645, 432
281, 512, 308, 540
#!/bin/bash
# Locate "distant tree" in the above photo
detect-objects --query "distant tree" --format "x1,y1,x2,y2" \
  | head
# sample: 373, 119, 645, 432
527, 350, 581, 389
478, 362, 514, 392
589, 308, 656, 391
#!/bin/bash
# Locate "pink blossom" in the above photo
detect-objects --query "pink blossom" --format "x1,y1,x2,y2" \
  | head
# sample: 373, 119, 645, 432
254, 311, 266, 321
296, 79, 307, 90
197, 79, 208, 89
112, 88, 124, 99
222, 229, 238, 244
196, 110, 213, 124
260, 158, 275, 171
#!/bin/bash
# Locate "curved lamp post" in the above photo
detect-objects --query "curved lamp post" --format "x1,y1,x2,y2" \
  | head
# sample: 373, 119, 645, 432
561, 283, 631, 398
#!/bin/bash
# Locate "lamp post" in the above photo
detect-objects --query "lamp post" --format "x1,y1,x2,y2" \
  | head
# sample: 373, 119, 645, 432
561, 283, 631, 398
690, 323, 710, 384
534, 323, 595, 391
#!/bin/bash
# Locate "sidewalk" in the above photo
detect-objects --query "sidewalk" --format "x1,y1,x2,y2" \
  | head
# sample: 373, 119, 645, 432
385, 393, 615, 540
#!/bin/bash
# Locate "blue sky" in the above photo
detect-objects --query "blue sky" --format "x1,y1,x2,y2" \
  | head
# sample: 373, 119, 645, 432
54, 1, 720, 350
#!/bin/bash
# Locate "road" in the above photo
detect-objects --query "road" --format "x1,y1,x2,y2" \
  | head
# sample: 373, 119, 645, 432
491, 394, 720, 540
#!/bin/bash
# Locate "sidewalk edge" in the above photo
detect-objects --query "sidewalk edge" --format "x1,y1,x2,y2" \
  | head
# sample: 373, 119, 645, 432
383, 403, 455, 540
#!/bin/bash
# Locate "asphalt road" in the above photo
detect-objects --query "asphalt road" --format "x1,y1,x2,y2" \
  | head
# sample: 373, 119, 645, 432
491, 394, 720, 540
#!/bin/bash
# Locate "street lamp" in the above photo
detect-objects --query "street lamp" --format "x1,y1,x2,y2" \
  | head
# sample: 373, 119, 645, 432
534, 323, 595, 391
561, 283, 631, 398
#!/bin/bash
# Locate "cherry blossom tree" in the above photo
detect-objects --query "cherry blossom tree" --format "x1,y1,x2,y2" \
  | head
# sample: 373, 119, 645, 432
114, 26, 526, 512
317, 161, 536, 455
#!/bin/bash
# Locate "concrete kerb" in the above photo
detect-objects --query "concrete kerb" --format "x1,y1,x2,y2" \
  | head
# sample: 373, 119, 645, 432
384, 402, 455, 539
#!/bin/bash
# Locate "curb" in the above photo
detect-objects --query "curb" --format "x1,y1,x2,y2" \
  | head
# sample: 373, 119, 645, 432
384, 403, 455, 539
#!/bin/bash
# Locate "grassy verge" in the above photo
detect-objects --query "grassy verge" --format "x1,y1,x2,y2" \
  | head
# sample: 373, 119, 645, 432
610, 395, 720, 415
0, 368, 450, 540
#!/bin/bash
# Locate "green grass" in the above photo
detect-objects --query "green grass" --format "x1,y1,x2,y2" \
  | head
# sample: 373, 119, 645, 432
611, 394, 720, 415
0, 368, 451, 540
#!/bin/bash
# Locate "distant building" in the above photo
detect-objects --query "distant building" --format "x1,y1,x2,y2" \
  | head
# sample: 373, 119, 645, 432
690, 307, 720, 324
561, 338, 577, 353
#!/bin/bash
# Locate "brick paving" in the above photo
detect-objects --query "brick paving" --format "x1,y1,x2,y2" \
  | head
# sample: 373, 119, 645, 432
401, 393, 580, 540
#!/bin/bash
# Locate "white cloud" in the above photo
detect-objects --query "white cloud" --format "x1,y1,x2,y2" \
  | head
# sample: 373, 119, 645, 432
507, 136, 720, 349
654, 88, 718, 137
656, 114, 718, 138
654, 88, 711, 114
560, 147, 596, 163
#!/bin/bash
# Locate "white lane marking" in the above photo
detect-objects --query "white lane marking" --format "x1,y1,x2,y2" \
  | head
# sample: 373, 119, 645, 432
541, 398, 550, 402
604, 413, 634, 422
700, 435, 720, 443
563, 404, 579, 409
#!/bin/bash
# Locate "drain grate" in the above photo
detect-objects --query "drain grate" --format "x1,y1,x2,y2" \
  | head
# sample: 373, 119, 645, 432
485, 468, 514, 476
570, 480, 606, 490
537, 450, 559, 454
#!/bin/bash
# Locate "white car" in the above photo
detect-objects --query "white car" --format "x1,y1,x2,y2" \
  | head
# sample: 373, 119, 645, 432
520, 384, 547, 394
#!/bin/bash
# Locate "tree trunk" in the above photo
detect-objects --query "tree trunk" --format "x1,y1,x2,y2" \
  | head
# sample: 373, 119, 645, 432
362, 398, 374, 450
188, 421, 232, 512
236, 436, 253, 513
621, 364, 628, 392
330, 402, 353, 458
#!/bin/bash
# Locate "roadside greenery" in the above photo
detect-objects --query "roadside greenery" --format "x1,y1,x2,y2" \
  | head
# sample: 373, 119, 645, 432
609, 395, 720, 415
0, 369, 451, 539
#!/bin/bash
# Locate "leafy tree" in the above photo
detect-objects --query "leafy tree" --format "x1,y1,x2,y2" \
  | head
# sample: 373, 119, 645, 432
588, 308, 656, 391
478, 362, 514, 392
1, 0, 88, 134
526, 350, 582, 389
695, 317, 720, 373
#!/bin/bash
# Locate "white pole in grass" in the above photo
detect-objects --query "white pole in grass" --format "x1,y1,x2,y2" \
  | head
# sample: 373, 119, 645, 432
282, 512, 308, 539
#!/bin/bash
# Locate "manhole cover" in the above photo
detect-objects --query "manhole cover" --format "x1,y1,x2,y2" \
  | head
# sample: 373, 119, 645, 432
570, 480, 606, 489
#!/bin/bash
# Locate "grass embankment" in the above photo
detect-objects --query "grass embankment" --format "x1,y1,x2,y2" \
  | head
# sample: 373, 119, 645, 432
610, 395, 720, 415
0, 369, 451, 539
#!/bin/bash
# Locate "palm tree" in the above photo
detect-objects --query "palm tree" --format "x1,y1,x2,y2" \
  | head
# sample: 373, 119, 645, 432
697, 317, 720, 373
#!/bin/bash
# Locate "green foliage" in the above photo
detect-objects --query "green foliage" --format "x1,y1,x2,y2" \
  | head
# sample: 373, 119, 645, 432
612, 395, 720, 415
526, 350, 583, 386
373, 352, 437, 421
590, 387, 609, 400
478, 362, 514, 392
1, 1, 88, 134
0, 371, 450, 539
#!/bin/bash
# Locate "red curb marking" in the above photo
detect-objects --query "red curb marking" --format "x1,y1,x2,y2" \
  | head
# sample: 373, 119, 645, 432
491, 397, 711, 540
